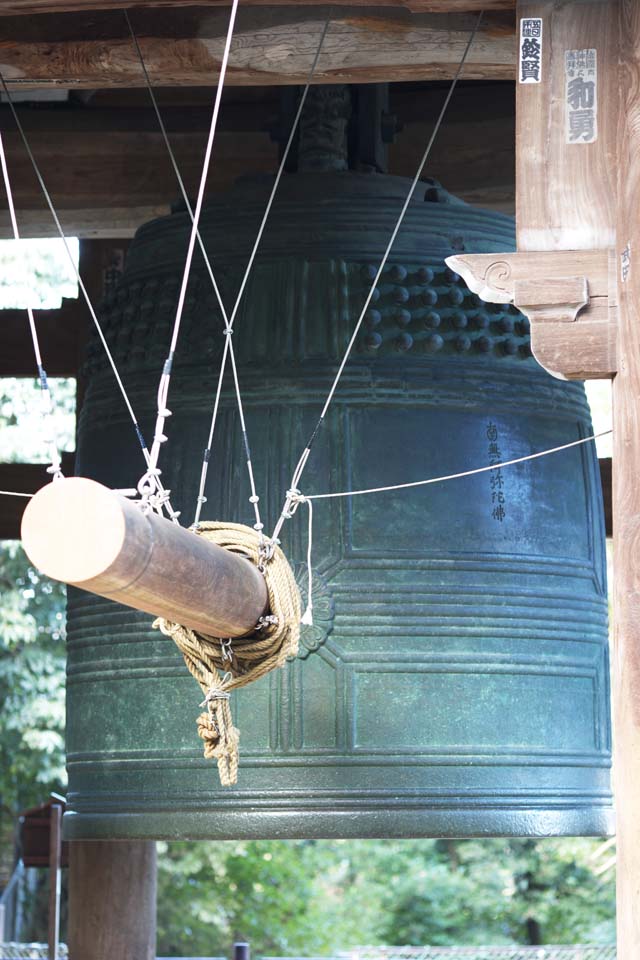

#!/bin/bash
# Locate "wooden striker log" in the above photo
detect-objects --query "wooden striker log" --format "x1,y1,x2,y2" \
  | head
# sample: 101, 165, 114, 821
21, 477, 269, 638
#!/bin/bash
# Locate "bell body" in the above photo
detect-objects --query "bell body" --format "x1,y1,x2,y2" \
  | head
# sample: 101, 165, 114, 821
65, 173, 612, 839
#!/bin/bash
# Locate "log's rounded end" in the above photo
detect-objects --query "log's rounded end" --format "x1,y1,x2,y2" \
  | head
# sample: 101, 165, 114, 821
21, 477, 127, 586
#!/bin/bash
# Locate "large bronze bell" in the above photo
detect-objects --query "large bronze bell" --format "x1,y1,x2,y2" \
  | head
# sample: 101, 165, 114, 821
64, 88, 611, 840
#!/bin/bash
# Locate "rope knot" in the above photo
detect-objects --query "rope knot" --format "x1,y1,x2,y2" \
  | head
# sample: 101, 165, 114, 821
283, 488, 306, 519
199, 685, 231, 708
154, 521, 301, 787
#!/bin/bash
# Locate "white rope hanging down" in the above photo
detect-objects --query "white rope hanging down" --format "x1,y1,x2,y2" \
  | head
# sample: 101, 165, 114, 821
0, 72, 178, 520
271, 11, 485, 547
191, 20, 331, 531
0, 430, 615, 503
138, 0, 240, 507
304, 430, 613, 501
0, 131, 62, 482
125, 11, 264, 531
127, 14, 330, 532
277, 430, 611, 623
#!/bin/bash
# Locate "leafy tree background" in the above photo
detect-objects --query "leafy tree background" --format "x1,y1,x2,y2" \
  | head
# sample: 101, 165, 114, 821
155, 838, 615, 956
0, 241, 617, 955
0, 238, 77, 311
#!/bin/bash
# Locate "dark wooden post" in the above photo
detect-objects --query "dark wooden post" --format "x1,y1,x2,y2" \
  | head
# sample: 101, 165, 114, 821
233, 942, 251, 960
68, 841, 157, 960
67, 243, 157, 960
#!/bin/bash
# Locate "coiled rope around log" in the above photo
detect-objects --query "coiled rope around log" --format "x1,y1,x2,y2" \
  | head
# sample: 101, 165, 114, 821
154, 522, 301, 785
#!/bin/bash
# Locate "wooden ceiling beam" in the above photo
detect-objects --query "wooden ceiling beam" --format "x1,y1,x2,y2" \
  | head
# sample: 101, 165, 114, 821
0, 83, 515, 238
0, 1, 513, 16
0, 7, 515, 89
0, 298, 83, 376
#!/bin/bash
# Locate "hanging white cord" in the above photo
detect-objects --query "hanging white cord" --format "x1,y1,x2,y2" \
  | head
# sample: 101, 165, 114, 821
271, 11, 484, 547
192, 20, 331, 531
0, 131, 63, 481
0, 430, 613, 505
138, 0, 240, 504
280, 431, 611, 625
300, 498, 314, 625
304, 430, 613, 501
0, 72, 178, 519
126, 15, 329, 535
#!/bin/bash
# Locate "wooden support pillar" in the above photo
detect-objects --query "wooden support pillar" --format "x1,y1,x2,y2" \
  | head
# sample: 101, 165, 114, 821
448, 1, 619, 380
446, 1, 640, 956
68, 841, 157, 960
612, 4, 640, 955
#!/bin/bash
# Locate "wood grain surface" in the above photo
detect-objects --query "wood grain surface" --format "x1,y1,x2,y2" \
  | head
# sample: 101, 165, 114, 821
613, 2, 640, 957
516, 0, 617, 251
0, 7, 516, 88
21, 477, 269, 637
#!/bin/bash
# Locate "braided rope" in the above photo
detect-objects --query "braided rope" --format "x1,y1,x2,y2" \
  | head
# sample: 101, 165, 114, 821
154, 522, 301, 785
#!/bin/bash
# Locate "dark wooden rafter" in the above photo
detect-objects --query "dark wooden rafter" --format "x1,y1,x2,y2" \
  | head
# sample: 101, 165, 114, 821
0, 7, 516, 90
0, 0, 511, 15
1, 300, 83, 376
0, 83, 516, 238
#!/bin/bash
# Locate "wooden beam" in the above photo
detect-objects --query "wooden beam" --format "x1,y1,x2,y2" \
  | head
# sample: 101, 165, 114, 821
0, 8, 516, 89
516, 0, 617, 252
613, 3, 640, 957
21, 477, 269, 638
451, 1, 619, 380
0, 83, 516, 238
0, 0, 514, 16
446, 248, 618, 378
0, 205, 171, 239
0, 299, 82, 376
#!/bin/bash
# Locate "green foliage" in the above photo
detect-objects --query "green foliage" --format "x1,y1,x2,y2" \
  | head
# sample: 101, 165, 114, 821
0, 378, 76, 463
157, 837, 615, 957
0, 540, 67, 821
157, 839, 384, 958
376, 839, 615, 947
0, 238, 78, 310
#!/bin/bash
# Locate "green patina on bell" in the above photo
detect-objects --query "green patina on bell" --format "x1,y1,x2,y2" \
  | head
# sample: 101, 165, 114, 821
64, 88, 612, 840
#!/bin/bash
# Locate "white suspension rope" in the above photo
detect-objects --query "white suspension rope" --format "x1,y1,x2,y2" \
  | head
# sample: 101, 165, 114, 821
271, 11, 484, 545
0, 430, 613, 505
192, 20, 330, 530
0, 72, 178, 519
138, 0, 240, 505
0, 131, 63, 482
125, 12, 259, 528
303, 430, 613, 501
126, 12, 329, 532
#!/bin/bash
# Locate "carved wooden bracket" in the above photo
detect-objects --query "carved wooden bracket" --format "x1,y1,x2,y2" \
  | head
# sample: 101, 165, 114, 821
445, 250, 617, 381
